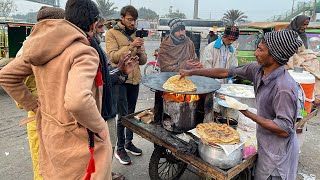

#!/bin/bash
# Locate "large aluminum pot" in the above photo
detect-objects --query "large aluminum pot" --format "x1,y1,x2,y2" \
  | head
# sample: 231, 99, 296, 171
198, 141, 244, 169
215, 84, 256, 108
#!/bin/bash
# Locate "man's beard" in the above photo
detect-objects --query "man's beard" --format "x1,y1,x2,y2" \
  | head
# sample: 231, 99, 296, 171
177, 35, 185, 41
93, 33, 103, 44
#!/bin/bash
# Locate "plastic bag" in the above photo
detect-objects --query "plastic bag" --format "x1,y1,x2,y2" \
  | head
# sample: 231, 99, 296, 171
238, 107, 257, 131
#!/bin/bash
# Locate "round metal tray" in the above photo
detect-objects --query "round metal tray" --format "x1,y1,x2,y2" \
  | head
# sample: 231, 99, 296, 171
142, 72, 221, 94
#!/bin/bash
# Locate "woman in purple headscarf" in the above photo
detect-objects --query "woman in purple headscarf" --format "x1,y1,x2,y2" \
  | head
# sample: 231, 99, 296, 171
286, 15, 310, 48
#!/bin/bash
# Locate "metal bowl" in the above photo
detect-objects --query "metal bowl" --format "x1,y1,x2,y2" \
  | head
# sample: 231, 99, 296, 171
198, 141, 244, 169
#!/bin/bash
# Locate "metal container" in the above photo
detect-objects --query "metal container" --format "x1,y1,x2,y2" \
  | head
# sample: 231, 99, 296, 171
162, 100, 199, 133
215, 84, 256, 108
198, 141, 244, 169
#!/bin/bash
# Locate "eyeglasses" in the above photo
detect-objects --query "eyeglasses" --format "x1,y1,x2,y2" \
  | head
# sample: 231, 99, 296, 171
125, 18, 137, 22
94, 14, 100, 22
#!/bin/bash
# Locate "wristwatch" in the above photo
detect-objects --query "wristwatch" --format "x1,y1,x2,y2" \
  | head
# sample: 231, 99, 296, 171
118, 71, 128, 84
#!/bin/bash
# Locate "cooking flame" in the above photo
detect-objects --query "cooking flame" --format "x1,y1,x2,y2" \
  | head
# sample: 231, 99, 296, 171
163, 92, 199, 102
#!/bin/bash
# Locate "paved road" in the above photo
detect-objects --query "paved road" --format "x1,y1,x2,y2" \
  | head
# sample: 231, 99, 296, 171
0, 40, 320, 179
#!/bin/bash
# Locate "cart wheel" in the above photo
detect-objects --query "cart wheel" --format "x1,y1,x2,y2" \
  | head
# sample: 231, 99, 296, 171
149, 146, 187, 180
233, 168, 251, 180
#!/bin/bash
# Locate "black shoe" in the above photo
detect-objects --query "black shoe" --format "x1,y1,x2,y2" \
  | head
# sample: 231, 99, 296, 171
115, 149, 131, 165
125, 142, 142, 156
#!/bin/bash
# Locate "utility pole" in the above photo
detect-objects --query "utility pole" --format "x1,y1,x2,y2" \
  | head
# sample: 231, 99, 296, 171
292, 0, 295, 13
193, 0, 199, 19
130, 0, 131, 5
311, 0, 317, 22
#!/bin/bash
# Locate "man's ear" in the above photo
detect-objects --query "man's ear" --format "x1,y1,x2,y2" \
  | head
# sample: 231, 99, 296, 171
90, 21, 98, 32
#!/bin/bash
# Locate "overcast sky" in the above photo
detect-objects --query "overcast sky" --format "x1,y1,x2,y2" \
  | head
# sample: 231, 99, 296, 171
14, 0, 310, 21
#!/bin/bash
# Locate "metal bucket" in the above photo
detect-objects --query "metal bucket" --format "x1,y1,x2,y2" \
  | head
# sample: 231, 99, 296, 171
162, 100, 199, 133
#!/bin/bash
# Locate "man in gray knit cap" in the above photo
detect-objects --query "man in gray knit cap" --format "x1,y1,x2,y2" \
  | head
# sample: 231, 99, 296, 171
158, 18, 202, 72
180, 30, 302, 180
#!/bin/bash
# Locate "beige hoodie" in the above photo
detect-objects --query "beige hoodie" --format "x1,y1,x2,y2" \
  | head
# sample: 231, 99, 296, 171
0, 19, 112, 180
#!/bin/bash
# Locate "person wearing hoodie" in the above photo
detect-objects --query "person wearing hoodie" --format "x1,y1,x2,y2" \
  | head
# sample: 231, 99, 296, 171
14, 6, 65, 180
105, 5, 147, 165
0, 0, 113, 179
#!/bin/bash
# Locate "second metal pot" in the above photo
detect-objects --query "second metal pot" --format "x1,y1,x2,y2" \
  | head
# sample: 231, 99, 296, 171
198, 141, 244, 169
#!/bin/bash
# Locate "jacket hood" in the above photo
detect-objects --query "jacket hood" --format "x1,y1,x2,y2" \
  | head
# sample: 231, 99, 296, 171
22, 19, 89, 66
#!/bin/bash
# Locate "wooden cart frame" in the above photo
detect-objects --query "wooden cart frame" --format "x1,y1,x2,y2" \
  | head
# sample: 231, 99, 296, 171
121, 111, 257, 180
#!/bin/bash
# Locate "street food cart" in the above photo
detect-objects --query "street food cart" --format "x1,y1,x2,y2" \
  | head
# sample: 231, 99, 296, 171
121, 72, 319, 180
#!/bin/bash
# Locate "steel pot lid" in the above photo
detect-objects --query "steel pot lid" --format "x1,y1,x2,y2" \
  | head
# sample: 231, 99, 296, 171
142, 72, 221, 94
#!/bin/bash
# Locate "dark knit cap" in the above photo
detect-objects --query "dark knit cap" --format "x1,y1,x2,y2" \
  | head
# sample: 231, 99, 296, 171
223, 25, 239, 40
264, 30, 303, 65
37, 6, 65, 22
168, 18, 185, 34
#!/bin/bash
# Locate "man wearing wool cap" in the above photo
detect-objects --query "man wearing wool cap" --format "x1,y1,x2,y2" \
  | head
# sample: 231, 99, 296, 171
158, 18, 202, 72
37, 6, 65, 21
180, 30, 302, 180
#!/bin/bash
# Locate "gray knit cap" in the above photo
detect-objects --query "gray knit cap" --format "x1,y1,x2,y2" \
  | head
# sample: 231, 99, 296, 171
168, 18, 185, 34
264, 30, 303, 65
37, 6, 65, 22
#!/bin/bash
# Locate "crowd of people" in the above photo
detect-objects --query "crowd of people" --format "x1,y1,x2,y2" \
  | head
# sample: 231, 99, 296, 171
0, 0, 319, 179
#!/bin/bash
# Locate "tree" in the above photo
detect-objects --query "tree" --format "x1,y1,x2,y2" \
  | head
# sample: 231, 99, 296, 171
96, 0, 118, 19
12, 12, 37, 23
222, 9, 248, 25
138, 7, 159, 20
165, 6, 186, 19
0, 0, 17, 19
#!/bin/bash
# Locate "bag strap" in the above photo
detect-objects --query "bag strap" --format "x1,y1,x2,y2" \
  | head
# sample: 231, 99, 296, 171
117, 28, 134, 42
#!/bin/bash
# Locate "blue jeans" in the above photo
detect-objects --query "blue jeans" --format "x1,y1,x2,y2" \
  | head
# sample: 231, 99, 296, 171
114, 83, 139, 151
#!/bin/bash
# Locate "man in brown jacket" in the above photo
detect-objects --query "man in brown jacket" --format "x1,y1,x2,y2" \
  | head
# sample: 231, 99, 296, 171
0, 0, 113, 179
106, 5, 147, 165
158, 18, 202, 72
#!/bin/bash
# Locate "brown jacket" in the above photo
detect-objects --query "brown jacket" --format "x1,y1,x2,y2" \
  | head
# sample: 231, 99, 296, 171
0, 19, 112, 180
105, 21, 147, 85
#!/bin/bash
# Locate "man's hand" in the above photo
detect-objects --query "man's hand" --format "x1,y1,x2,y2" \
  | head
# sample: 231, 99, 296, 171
314, 98, 320, 107
130, 38, 144, 47
97, 129, 107, 141
118, 51, 132, 72
136, 46, 146, 55
179, 69, 193, 79
123, 56, 139, 75
184, 59, 203, 69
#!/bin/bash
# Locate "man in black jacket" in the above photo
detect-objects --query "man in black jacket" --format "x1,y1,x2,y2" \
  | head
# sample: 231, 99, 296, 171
91, 15, 138, 180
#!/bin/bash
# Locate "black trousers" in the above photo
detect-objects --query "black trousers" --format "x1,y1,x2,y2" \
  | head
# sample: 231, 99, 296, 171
114, 83, 139, 150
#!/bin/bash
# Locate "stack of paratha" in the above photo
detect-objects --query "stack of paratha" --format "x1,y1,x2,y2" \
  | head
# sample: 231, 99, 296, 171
196, 122, 240, 145
162, 75, 197, 92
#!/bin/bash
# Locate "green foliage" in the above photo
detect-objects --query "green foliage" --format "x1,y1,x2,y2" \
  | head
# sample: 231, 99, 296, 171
96, 0, 118, 19
222, 9, 248, 25
165, 6, 186, 19
0, 0, 17, 19
138, 7, 159, 20
12, 12, 37, 23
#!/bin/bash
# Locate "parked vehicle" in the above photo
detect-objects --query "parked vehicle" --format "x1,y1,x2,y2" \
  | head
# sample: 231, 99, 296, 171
306, 22, 320, 56
235, 22, 289, 65
0, 22, 33, 69
157, 18, 223, 39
